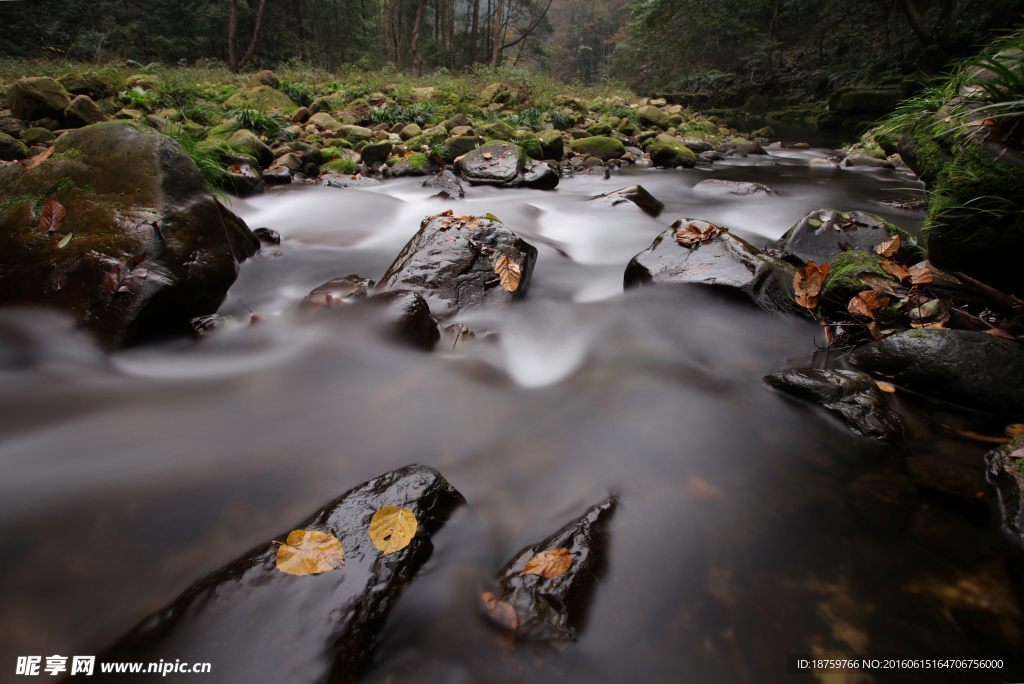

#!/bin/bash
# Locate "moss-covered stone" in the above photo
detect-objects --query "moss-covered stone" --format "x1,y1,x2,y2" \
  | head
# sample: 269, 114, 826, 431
819, 249, 898, 316
206, 119, 241, 141
587, 122, 613, 136
5, 77, 72, 122
648, 140, 695, 168
222, 86, 297, 113
477, 121, 514, 141
570, 136, 625, 161
637, 105, 668, 129
0, 132, 29, 162
228, 129, 274, 169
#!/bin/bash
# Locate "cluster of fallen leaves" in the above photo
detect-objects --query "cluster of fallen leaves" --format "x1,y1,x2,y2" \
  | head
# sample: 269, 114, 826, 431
481, 547, 574, 632
102, 254, 149, 295
676, 220, 727, 247
274, 504, 419, 577
794, 261, 830, 309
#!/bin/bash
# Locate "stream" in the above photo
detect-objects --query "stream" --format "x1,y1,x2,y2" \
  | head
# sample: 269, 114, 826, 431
2, 131, 1021, 682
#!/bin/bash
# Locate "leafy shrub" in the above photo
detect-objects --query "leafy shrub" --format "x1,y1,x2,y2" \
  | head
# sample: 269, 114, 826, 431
230, 108, 287, 138
279, 81, 315, 108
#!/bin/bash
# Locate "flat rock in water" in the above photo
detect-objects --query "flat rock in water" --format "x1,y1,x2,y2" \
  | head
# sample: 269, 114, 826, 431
324, 175, 381, 188
483, 498, 615, 641
377, 213, 538, 318
775, 208, 918, 264
848, 329, 1024, 416
589, 185, 664, 217
693, 179, 778, 196
986, 437, 1024, 544
764, 368, 905, 441
423, 170, 465, 198
302, 275, 375, 306
72, 465, 464, 684
454, 141, 526, 187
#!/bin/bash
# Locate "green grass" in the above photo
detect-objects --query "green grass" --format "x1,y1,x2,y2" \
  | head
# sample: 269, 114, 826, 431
229, 108, 287, 138
367, 102, 440, 127
164, 130, 255, 198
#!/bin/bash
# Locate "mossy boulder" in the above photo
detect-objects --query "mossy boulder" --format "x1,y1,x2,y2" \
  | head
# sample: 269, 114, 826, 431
228, 129, 274, 169
538, 130, 564, 160
222, 86, 296, 113
0, 123, 256, 347
58, 71, 114, 100
570, 136, 625, 161
21, 127, 55, 146
455, 141, 527, 187
587, 122, 614, 136
307, 112, 344, 133
0, 132, 29, 161
340, 125, 374, 144
360, 141, 392, 165
388, 152, 436, 177
5, 77, 72, 123
477, 121, 514, 141
637, 105, 668, 129
899, 121, 1024, 294
776, 209, 921, 265
248, 70, 280, 89
819, 249, 899, 317
479, 83, 511, 105
399, 123, 422, 141
206, 119, 242, 141
648, 140, 696, 168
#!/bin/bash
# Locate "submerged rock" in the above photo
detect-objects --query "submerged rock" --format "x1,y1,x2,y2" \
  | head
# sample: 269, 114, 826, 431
694, 179, 778, 196
589, 185, 664, 217
253, 227, 281, 245
483, 498, 615, 641
986, 437, 1024, 544
776, 208, 919, 265
0, 123, 254, 347
849, 329, 1024, 416
73, 465, 464, 684
377, 213, 538, 318
764, 368, 905, 441
422, 169, 465, 198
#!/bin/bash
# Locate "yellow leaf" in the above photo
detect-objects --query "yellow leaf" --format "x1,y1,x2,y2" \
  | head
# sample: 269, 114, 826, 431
522, 548, 572, 578
275, 530, 345, 576
875, 380, 897, 393
875, 235, 901, 258
494, 255, 522, 292
955, 429, 1009, 444
369, 505, 417, 555
1006, 424, 1024, 438
481, 592, 519, 631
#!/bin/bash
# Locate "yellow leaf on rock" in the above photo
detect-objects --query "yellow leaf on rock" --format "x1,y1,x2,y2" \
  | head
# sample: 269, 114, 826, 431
275, 530, 345, 576
369, 506, 417, 555
876, 381, 897, 393
494, 255, 522, 292
876, 235, 901, 258
522, 548, 572, 578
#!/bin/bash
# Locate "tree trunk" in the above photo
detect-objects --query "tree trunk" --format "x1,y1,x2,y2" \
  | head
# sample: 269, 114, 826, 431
471, 0, 480, 64
234, 0, 268, 72
895, 0, 933, 46
411, 0, 428, 76
228, 0, 238, 70
490, 0, 505, 67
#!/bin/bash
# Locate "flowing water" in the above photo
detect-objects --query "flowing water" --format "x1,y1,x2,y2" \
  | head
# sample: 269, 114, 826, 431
2, 136, 1021, 682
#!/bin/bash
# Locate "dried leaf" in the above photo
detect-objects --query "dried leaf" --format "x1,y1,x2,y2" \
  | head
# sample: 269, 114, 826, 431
275, 530, 345, 576
881, 260, 911, 281
494, 255, 522, 292
23, 145, 54, 170
37, 197, 66, 234
482, 152, 493, 159
867, 321, 884, 338
984, 328, 1016, 340
824, 324, 835, 347
522, 548, 573, 578
848, 294, 875, 318
859, 289, 891, 309
228, 164, 242, 174
955, 429, 1010, 444
57, 232, 73, 249
857, 273, 905, 296
875, 235, 901, 258
445, 235, 456, 241
793, 260, 825, 309
102, 253, 148, 295
876, 381, 897, 393
675, 220, 726, 247
481, 592, 519, 631
909, 266, 933, 285
1005, 424, 1024, 438
369, 505, 417, 555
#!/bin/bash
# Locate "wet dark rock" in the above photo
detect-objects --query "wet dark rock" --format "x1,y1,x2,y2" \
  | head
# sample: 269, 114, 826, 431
389, 156, 437, 177
302, 275, 376, 307
589, 185, 664, 217
262, 167, 292, 184
0, 123, 248, 348
454, 141, 526, 187
764, 368, 905, 441
718, 139, 767, 155
218, 202, 260, 261
189, 313, 234, 338
986, 437, 1024, 544
484, 498, 615, 641
228, 129, 274, 169
698, 150, 722, 162
224, 158, 266, 198
422, 169, 465, 198
849, 330, 1024, 416
776, 208, 920, 265
693, 179, 778, 196
445, 135, 483, 157
74, 465, 464, 684
325, 175, 381, 188
253, 227, 281, 245
377, 213, 538, 318
521, 159, 559, 189
360, 141, 393, 166
361, 290, 440, 351
624, 221, 797, 314
0, 132, 28, 161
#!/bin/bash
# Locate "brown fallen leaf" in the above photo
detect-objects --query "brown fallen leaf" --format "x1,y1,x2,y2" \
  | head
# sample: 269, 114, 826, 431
875, 380, 897, 393
228, 164, 242, 174
482, 152, 493, 159
1005, 424, 1024, 437
676, 219, 726, 247
876, 234, 901, 258
984, 328, 1016, 340
955, 429, 1010, 444
37, 197, 66, 234
494, 255, 522, 292
275, 530, 345, 576
793, 260, 826, 309
909, 266, 933, 284
867, 321, 884, 338
102, 253, 148, 295
849, 295, 874, 318
848, 290, 889, 318
369, 505, 417, 555
881, 260, 911, 281
522, 548, 573, 578
23, 145, 54, 170
481, 592, 519, 631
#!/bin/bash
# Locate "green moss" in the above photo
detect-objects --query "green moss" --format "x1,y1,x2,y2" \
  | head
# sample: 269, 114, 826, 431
570, 135, 625, 161
323, 159, 356, 174
407, 152, 429, 171
820, 249, 898, 314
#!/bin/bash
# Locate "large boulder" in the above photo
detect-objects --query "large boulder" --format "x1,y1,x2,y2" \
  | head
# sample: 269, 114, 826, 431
718, 139, 767, 155
649, 140, 696, 168
479, 82, 512, 104
377, 213, 538, 318
624, 220, 796, 314
307, 112, 344, 133
222, 86, 296, 112
63, 95, 106, 128
764, 368, 905, 441
776, 209, 920, 265
455, 141, 526, 187
0, 123, 255, 348
570, 136, 625, 161
5, 77, 72, 123
445, 135, 483, 157
360, 141, 393, 165
423, 169, 465, 199
248, 69, 280, 89
228, 129, 274, 169
637, 105, 668, 128
537, 129, 565, 160
849, 329, 1024, 415
77, 465, 464, 684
